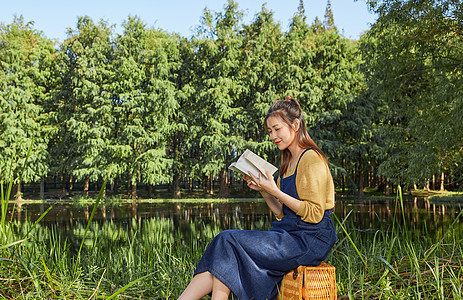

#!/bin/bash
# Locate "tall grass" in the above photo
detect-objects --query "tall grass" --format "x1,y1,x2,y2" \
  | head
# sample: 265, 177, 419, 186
2, 204, 461, 299
1, 181, 462, 298
1, 216, 223, 298
329, 186, 462, 299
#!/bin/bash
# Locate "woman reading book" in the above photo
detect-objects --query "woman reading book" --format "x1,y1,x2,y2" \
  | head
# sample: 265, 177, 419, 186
178, 96, 336, 300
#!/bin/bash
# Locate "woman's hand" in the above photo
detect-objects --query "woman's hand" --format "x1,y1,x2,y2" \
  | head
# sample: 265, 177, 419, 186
243, 173, 264, 192
245, 170, 279, 196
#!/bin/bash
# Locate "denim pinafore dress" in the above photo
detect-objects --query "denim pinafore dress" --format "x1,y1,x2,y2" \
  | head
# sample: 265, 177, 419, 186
194, 149, 337, 300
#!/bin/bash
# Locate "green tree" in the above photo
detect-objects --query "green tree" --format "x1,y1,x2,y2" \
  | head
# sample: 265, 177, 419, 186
238, 5, 282, 162
57, 16, 114, 195
134, 26, 180, 198
111, 17, 179, 199
276, 2, 363, 188
168, 37, 195, 198
0, 16, 57, 199
191, 0, 244, 196
323, 0, 336, 30
363, 0, 463, 188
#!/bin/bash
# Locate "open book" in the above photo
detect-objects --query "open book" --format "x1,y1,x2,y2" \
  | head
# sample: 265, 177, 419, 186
228, 149, 278, 180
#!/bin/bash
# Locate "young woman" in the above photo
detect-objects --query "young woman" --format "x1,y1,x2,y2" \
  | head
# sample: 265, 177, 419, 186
178, 96, 336, 300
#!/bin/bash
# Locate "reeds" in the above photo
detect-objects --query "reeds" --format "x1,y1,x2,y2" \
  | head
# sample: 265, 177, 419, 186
1, 180, 462, 298
329, 186, 463, 299
0, 215, 224, 298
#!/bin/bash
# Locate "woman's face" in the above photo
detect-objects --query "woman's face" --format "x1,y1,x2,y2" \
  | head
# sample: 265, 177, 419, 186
266, 115, 297, 151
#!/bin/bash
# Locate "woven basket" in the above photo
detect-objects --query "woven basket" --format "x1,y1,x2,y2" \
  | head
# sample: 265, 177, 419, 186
277, 262, 336, 300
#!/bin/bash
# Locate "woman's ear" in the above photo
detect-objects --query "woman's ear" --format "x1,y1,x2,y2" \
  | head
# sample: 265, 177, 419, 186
292, 119, 300, 132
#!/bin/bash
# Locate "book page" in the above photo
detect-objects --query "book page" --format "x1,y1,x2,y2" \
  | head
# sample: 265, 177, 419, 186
228, 149, 278, 180
229, 158, 261, 179
242, 150, 278, 177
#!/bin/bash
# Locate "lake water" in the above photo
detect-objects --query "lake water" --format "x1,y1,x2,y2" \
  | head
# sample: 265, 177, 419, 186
7, 196, 461, 238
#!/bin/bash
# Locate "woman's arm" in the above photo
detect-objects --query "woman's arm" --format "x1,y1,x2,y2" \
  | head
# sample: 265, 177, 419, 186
243, 173, 283, 216
260, 190, 283, 216
245, 171, 301, 215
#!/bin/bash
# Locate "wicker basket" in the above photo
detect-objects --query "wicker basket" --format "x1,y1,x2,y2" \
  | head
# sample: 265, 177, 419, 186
277, 263, 336, 300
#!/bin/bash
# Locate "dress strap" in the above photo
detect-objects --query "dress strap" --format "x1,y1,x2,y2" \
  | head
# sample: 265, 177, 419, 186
294, 149, 311, 174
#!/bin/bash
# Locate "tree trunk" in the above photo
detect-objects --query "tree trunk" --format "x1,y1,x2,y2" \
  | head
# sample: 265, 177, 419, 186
61, 174, 66, 194
218, 169, 230, 197
202, 176, 208, 195
131, 181, 137, 199
358, 157, 364, 195
210, 173, 214, 195
84, 176, 89, 196
103, 184, 106, 198
112, 178, 118, 195
440, 172, 445, 191
16, 182, 22, 201
147, 183, 153, 198
341, 158, 345, 193
127, 173, 131, 195
172, 173, 181, 199
371, 163, 375, 188
69, 174, 73, 192
40, 176, 45, 199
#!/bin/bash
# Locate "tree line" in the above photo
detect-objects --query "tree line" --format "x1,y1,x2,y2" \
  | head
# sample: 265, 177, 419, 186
1, 0, 461, 199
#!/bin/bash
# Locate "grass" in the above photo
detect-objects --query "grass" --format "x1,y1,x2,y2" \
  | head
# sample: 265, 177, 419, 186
1, 207, 461, 299
329, 186, 463, 299
1, 178, 462, 299
1, 217, 221, 298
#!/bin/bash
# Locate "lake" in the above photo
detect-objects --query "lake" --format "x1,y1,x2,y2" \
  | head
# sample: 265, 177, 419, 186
7, 195, 461, 239
3, 195, 462, 299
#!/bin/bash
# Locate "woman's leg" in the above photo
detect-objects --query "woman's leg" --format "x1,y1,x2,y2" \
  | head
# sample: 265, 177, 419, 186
211, 275, 231, 300
178, 271, 213, 300
178, 271, 230, 300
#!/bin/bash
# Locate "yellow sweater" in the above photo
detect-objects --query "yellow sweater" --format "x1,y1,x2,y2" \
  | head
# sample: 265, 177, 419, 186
277, 150, 335, 223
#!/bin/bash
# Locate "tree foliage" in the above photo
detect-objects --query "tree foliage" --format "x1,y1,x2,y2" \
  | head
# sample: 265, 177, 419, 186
1, 0, 462, 198
363, 0, 463, 187
0, 16, 57, 193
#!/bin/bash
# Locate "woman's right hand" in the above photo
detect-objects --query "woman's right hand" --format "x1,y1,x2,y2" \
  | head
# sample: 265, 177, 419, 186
243, 174, 264, 192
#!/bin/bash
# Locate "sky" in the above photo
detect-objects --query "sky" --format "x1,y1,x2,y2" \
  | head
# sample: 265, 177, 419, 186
0, 0, 377, 42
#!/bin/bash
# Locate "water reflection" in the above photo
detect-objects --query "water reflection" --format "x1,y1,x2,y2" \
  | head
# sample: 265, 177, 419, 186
8, 196, 461, 236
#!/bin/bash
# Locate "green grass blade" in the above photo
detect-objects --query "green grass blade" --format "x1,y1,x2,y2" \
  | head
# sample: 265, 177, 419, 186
25, 201, 60, 237
397, 185, 407, 230
376, 256, 407, 285
0, 238, 28, 250
73, 176, 108, 277
41, 257, 55, 289
333, 211, 367, 268
1, 180, 14, 238
424, 209, 463, 261
106, 272, 155, 300
387, 185, 401, 263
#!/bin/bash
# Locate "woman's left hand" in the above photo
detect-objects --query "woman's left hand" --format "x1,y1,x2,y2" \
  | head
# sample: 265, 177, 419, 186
247, 170, 279, 196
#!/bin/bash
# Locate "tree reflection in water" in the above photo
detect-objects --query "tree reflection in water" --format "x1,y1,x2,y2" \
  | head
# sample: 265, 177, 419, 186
6, 197, 462, 241
3, 197, 461, 298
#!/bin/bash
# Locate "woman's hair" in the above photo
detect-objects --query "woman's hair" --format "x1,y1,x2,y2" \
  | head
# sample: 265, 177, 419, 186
264, 96, 328, 176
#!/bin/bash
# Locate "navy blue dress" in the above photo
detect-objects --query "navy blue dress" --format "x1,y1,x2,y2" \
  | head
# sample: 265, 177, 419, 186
194, 149, 337, 300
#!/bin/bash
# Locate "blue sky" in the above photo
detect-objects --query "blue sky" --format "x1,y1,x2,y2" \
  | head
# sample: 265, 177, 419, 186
0, 0, 377, 42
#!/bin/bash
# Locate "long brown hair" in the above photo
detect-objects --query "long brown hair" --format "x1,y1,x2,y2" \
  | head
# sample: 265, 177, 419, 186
265, 96, 328, 176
